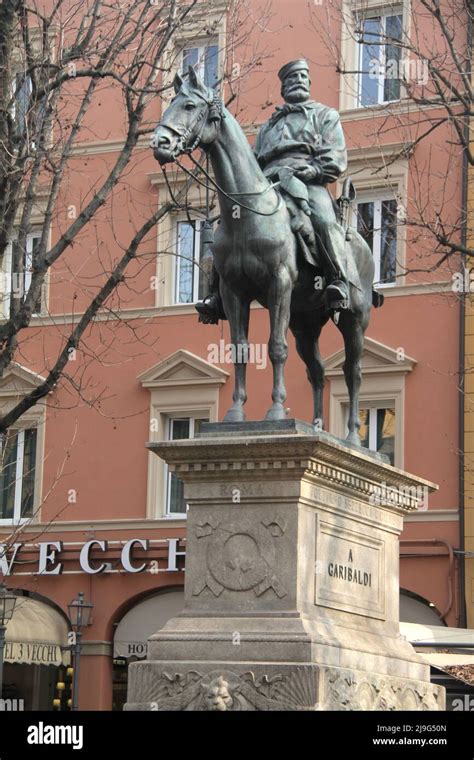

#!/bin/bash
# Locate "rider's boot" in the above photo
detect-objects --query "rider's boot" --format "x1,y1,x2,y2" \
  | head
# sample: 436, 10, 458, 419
195, 291, 226, 324
195, 263, 227, 324
326, 278, 350, 309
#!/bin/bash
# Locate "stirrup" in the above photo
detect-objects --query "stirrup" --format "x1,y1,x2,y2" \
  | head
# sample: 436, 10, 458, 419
195, 294, 226, 323
326, 281, 350, 311
329, 298, 349, 312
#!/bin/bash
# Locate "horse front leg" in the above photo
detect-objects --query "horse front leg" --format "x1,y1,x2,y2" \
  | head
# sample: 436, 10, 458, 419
220, 283, 250, 423
265, 267, 292, 421
340, 316, 365, 445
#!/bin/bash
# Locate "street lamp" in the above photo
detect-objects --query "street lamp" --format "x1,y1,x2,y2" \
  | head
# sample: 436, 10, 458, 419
0, 583, 17, 698
67, 591, 93, 711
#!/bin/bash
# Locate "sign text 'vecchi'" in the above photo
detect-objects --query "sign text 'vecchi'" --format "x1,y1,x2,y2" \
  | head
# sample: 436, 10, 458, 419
0, 538, 186, 575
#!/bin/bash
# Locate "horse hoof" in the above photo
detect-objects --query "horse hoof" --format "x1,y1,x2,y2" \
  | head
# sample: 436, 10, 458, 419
223, 408, 246, 423
346, 432, 360, 447
264, 404, 287, 421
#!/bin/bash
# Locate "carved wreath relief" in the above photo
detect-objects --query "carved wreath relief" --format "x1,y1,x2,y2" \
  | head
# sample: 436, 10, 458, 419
193, 517, 287, 598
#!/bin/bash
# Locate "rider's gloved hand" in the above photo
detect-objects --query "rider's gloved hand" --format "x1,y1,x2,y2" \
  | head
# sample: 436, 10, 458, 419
294, 165, 321, 182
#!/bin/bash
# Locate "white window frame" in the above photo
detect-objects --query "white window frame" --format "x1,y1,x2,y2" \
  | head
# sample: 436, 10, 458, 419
353, 194, 398, 288
326, 337, 416, 470
1, 231, 43, 318
165, 415, 208, 517
356, 9, 403, 108
0, 427, 38, 525
339, 0, 411, 114
180, 39, 220, 87
24, 232, 39, 296
139, 349, 228, 520
347, 403, 396, 460
365, 406, 385, 451
174, 219, 203, 305
11, 72, 45, 153
11, 72, 33, 134
342, 396, 400, 466
159, 9, 226, 108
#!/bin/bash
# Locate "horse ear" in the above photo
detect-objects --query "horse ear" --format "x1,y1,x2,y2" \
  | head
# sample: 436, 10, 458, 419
173, 72, 184, 94
187, 64, 205, 91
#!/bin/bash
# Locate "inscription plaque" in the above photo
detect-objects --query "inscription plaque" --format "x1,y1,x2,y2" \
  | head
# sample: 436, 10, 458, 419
315, 518, 385, 619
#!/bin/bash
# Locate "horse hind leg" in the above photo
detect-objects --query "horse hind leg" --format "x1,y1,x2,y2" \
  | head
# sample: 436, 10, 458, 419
293, 326, 325, 428
340, 315, 365, 445
265, 267, 292, 421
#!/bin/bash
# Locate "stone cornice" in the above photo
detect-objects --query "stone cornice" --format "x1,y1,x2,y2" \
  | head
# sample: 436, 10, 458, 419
0, 517, 187, 536
148, 431, 438, 514
19, 282, 454, 328
404, 509, 459, 523
340, 99, 460, 123
347, 142, 410, 163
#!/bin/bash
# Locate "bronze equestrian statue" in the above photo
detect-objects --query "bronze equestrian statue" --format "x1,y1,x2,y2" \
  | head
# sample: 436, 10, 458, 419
151, 60, 383, 444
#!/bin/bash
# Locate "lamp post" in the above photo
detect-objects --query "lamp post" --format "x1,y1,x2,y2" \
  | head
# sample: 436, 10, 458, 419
0, 583, 17, 698
67, 591, 93, 711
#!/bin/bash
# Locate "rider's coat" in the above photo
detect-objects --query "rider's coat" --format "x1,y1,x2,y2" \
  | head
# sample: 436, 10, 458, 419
254, 100, 350, 284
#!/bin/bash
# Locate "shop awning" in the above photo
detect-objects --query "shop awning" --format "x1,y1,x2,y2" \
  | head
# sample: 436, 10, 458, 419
400, 622, 474, 647
4, 596, 70, 667
400, 622, 474, 671
114, 590, 184, 659
421, 653, 474, 667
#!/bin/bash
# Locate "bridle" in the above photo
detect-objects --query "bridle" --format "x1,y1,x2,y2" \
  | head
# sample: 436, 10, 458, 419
159, 87, 282, 218
159, 88, 224, 157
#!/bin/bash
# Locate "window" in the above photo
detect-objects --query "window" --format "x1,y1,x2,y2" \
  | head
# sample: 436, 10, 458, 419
0, 428, 37, 523
11, 72, 45, 150
166, 416, 208, 515
357, 406, 395, 465
175, 220, 208, 304
181, 42, 219, 88
15, 233, 42, 310
1, 232, 43, 317
139, 349, 228, 519
357, 11, 403, 106
356, 198, 397, 286
326, 337, 416, 469
13, 73, 33, 137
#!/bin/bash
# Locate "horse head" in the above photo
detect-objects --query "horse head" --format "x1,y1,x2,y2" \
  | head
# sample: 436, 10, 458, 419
151, 66, 224, 165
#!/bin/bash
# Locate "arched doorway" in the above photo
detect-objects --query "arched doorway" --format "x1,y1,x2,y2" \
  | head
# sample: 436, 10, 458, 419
3, 591, 71, 711
112, 589, 184, 710
399, 589, 446, 626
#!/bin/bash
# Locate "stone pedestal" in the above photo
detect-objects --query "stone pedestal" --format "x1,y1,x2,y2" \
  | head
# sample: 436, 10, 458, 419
125, 421, 445, 711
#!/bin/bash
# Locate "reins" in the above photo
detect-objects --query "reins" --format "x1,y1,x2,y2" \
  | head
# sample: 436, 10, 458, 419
163, 89, 283, 218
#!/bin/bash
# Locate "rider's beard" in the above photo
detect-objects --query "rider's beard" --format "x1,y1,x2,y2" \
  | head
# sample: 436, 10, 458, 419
283, 85, 310, 104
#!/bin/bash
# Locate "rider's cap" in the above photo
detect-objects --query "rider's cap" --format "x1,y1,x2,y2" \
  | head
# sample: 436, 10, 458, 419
278, 59, 310, 82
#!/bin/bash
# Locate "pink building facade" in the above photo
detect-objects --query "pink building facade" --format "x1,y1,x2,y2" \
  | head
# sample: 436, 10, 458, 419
0, 0, 464, 710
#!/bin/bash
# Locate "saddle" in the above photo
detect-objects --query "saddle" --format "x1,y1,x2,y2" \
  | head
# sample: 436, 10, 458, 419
196, 176, 384, 326
281, 177, 384, 308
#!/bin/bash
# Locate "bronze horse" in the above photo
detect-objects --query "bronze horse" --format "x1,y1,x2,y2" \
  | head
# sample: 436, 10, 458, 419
151, 68, 377, 444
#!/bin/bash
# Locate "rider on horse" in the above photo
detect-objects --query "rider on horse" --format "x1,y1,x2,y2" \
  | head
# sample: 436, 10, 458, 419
196, 59, 352, 324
